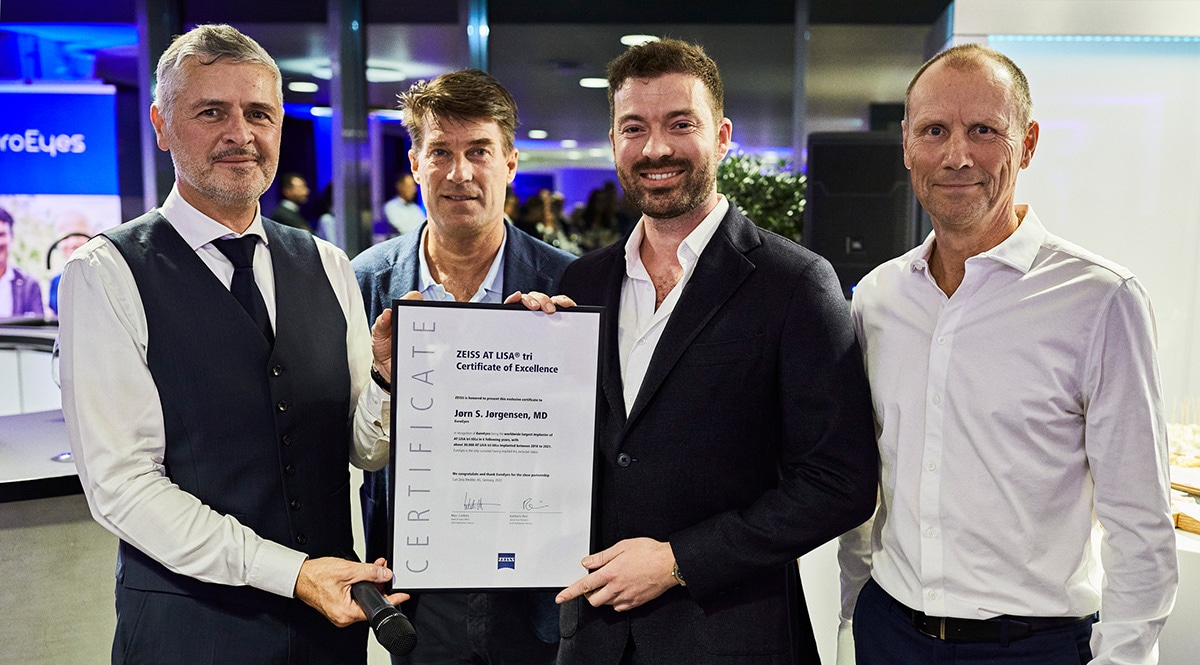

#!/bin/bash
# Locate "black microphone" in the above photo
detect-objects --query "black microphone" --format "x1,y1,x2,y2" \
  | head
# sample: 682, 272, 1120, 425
350, 580, 417, 655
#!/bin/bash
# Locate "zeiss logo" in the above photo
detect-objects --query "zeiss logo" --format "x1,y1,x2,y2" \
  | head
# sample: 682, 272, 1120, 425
497, 553, 516, 570
0, 130, 87, 157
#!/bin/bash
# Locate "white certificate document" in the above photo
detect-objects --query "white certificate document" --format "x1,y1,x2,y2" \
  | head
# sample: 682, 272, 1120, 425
388, 301, 601, 591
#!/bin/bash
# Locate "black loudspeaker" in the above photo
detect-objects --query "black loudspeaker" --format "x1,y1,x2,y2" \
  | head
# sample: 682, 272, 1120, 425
803, 131, 929, 298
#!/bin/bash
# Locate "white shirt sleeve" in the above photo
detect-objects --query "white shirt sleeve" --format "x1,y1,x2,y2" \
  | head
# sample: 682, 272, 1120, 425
312, 237, 390, 472
1083, 278, 1178, 665
835, 294, 876, 665
59, 238, 306, 598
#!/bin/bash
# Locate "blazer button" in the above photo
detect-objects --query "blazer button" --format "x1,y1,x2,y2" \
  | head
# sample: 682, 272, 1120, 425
272, 365, 284, 376
284, 464, 296, 476
277, 401, 288, 412
290, 499, 302, 510
281, 434, 292, 446
295, 534, 307, 545
616, 452, 632, 468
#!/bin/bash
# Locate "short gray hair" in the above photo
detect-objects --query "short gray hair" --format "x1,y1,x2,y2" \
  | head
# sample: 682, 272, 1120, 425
905, 43, 1033, 130
154, 24, 281, 121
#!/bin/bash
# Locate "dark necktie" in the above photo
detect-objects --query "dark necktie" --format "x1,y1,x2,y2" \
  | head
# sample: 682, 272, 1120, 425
211, 236, 274, 345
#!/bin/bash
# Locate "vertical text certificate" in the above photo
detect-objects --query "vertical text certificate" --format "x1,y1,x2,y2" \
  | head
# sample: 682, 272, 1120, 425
389, 301, 601, 590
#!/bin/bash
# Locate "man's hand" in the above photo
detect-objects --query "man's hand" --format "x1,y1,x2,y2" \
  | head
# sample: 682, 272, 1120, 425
555, 538, 679, 612
504, 290, 576, 314
294, 557, 410, 627
371, 292, 424, 383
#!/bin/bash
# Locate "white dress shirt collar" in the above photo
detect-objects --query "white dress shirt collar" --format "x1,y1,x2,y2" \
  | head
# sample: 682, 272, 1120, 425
623, 196, 730, 281
911, 204, 1046, 276
159, 185, 268, 248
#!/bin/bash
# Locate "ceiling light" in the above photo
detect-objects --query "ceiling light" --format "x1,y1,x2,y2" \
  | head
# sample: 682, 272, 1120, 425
307, 63, 406, 83
288, 81, 319, 93
621, 34, 660, 46
527, 129, 548, 140
365, 67, 406, 83
567, 151, 582, 160
579, 78, 607, 89
588, 148, 608, 158
560, 139, 578, 148
310, 107, 332, 117
372, 109, 405, 121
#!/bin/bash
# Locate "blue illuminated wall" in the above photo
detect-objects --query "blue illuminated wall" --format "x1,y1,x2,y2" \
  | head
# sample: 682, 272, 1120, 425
0, 84, 119, 195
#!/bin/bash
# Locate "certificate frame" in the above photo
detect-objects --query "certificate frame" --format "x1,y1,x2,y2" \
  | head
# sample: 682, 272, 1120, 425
386, 300, 602, 592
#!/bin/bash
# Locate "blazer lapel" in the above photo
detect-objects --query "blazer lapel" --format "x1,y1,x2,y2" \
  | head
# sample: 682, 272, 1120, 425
622, 208, 759, 431
596, 251, 628, 436
394, 223, 424, 297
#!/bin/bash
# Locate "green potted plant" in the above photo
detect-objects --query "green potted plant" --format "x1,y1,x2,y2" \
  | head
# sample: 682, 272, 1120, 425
716, 151, 806, 243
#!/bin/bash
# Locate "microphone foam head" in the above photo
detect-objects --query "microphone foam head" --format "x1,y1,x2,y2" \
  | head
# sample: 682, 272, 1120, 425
375, 612, 418, 656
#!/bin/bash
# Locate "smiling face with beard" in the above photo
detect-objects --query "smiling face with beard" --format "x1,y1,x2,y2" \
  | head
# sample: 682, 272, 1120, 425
611, 72, 731, 230
150, 59, 281, 229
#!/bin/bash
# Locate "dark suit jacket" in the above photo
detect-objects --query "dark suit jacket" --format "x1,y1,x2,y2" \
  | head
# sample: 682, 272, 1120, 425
555, 206, 878, 665
270, 202, 312, 233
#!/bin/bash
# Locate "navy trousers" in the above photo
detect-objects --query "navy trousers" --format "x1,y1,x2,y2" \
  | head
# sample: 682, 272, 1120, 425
852, 578, 1094, 665
395, 592, 558, 665
112, 581, 367, 665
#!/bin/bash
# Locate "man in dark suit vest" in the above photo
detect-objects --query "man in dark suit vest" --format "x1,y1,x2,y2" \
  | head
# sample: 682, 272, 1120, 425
545, 38, 879, 665
58, 24, 407, 665
352, 69, 575, 665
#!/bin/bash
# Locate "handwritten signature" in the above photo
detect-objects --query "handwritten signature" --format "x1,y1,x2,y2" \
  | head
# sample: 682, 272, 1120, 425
462, 494, 502, 511
522, 498, 551, 511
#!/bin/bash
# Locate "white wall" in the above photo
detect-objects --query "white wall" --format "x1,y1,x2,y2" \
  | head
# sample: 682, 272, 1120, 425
999, 37, 1200, 411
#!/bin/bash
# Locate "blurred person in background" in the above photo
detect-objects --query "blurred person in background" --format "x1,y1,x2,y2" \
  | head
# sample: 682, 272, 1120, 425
384, 172, 425, 235
0, 205, 45, 319
48, 210, 93, 315
270, 172, 313, 232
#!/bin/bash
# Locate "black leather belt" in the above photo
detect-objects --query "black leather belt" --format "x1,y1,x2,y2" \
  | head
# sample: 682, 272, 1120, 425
899, 604, 1094, 643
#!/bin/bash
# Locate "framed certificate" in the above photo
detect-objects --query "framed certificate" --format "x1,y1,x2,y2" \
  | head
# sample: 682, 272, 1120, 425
387, 300, 602, 591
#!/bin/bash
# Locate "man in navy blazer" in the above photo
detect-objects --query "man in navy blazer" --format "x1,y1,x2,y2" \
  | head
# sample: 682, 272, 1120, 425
0, 207, 45, 318
549, 39, 878, 665
351, 69, 575, 665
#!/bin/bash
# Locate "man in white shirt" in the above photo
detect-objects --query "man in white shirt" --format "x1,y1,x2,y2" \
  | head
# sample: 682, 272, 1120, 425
839, 43, 1178, 665
549, 38, 878, 665
58, 24, 406, 665
384, 173, 425, 235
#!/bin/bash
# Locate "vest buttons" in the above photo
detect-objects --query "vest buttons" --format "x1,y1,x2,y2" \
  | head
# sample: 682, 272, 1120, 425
295, 534, 307, 545
290, 499, 302, 510
616, 452, 632, 468
272, 365, 284, 376
284, 464, 296, 475
277, 401, 288, 412
281, 434, 292, 446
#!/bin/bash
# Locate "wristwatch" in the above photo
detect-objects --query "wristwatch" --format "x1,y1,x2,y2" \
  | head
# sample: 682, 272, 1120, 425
671, 562, 687, 587
370, 365, 391, 393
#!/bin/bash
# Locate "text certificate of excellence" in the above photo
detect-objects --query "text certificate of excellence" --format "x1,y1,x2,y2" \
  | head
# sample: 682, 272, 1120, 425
388, 301, 601, 591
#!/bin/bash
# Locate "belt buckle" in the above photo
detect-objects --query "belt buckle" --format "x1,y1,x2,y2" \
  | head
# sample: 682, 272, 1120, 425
915, 615, 947, 640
